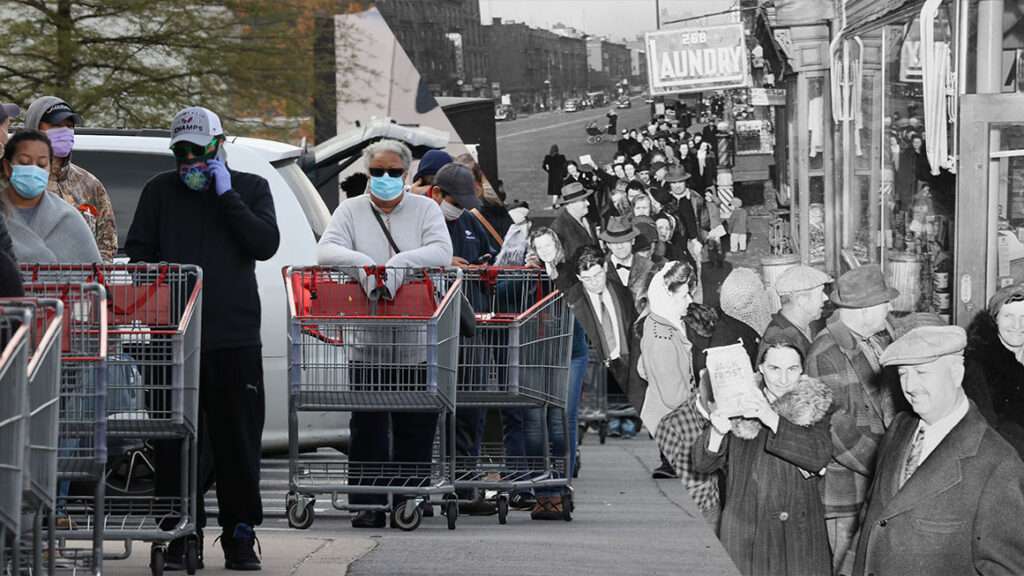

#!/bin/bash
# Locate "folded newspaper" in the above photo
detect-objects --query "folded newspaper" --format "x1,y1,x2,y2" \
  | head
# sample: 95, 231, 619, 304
704, 341, 757, 418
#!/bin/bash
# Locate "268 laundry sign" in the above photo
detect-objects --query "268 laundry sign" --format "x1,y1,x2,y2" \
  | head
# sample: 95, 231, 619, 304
646, 24, 750, 96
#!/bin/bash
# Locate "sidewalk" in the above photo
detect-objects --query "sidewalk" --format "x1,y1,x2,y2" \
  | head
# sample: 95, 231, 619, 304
109, 530, 376, 575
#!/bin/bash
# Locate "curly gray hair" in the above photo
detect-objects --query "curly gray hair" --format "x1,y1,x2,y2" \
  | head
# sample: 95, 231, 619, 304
362, 139, 413, 171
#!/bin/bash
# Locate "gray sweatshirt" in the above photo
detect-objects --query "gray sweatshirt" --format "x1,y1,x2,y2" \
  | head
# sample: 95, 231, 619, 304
317, 192, 454, 364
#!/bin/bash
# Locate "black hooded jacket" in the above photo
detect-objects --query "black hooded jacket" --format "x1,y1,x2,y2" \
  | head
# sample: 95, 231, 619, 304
125, 168, 279, 351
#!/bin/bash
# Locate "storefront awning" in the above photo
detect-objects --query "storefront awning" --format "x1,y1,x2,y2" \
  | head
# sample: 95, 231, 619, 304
842, 0, 926, 37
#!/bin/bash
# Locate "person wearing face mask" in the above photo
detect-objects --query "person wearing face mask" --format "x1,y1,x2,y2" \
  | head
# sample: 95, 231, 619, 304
429, 162, 496, 267
2, 130, 100, 264
964, 284, 1024, 455
805, 266, 901, 575
0, 102, 20, 158
24, 96, 117, 261
317, 138, 452, 529
693, 341, 833, 575
0, 103, 25, 296
549, 181, 597, 272
126, 106, 279, 571
409, 149, 453, 196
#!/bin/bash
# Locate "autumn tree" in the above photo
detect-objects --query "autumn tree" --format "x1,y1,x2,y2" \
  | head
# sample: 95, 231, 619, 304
0, 0, 375, 140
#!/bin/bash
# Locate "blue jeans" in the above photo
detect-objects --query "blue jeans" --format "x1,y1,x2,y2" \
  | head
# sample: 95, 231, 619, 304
525, 352, 586, 496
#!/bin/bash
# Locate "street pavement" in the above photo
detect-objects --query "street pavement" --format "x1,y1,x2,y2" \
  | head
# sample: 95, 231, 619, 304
496, 98, 654, 216
111, 436, 740, 576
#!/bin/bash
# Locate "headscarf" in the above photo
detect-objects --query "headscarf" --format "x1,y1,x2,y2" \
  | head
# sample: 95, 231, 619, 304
720, 267, 772, 334
646, 261, 688, 337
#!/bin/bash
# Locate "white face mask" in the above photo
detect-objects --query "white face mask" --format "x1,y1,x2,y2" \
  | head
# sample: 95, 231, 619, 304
509, 207, 529, 225
440, 200, 464, 221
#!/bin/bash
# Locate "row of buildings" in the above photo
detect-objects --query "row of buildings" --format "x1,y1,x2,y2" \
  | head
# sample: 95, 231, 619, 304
373, 0, 647, 112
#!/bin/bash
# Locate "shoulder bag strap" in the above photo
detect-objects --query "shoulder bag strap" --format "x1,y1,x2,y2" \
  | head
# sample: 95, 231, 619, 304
470, 208, 504, 247
370, 205, 402, 254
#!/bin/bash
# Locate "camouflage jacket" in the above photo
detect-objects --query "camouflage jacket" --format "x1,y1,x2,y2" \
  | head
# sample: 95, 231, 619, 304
49, 161, 117, 261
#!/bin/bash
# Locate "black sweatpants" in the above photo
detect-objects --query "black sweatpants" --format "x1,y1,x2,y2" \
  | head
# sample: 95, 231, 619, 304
348, 364, 439, 506
156, 346, 265, 531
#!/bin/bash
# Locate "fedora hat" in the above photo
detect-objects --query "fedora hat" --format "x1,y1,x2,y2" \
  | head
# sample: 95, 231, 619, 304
830, 265, 900, 308
663, 165, 691, 183
555, 181, 594, 207
599, 216, 639, 244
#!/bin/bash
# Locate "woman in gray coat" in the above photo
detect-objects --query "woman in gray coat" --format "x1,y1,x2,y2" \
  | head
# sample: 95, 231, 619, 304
2, 130, 100, 263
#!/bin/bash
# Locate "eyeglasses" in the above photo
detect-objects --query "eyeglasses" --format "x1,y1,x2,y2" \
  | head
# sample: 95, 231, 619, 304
172, 138, 217, 161
369, 168, 405, 178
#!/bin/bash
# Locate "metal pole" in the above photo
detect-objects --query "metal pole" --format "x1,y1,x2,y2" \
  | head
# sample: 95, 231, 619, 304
656, 0, 661, 29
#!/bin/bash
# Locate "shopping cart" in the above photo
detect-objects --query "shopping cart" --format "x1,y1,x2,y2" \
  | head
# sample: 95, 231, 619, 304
447, 267, 574, 524
284, 266, 460, 531
2, 299, 64, 576
0, 306, 32, 574
577, 348, 638, 444
22, 263, 203, 575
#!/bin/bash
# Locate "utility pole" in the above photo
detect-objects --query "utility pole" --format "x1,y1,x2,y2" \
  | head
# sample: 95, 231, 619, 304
655, 0, 661, 29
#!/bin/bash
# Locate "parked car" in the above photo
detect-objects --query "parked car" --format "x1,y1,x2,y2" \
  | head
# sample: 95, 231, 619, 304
617, 97, 632, 109
494, 104, 517, 121
71, 121, 449, 455
563, 99, 580, 113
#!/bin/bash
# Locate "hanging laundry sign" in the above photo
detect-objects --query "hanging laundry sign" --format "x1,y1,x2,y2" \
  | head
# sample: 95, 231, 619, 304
646, 24, 750, 96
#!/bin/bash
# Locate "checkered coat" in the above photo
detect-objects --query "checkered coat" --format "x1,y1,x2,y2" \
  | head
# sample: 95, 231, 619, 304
806, 315, 898, 518
655, 400, 720, 514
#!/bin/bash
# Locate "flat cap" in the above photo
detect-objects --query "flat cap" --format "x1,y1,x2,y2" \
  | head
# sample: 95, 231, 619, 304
879, 325, 966, 367
775, 265, 833, 295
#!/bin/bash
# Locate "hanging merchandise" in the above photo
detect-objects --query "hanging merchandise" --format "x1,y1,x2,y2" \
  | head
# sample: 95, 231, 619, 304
921, 0, 951, 176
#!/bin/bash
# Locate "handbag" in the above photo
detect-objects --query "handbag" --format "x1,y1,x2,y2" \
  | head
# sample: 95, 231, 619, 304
371, 207, 476, 338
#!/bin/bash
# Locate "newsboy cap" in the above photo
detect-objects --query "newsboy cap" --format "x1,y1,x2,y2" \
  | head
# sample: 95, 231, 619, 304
774, 265, 832, 295
879, 325, 967, 367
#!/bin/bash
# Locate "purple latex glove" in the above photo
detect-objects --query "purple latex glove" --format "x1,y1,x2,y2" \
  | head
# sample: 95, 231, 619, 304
207, 159, 232, 196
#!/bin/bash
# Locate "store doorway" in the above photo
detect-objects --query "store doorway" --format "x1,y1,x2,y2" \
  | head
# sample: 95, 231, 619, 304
955, 93, 1024, 326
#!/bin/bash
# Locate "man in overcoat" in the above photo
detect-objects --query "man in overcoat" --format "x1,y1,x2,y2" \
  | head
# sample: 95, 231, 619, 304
853, 325, 1024, 576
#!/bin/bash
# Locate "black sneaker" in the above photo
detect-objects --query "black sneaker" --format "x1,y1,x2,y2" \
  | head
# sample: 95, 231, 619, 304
350, 510, 386, 528
223, 524, 261, 571
651, 462, 678, 479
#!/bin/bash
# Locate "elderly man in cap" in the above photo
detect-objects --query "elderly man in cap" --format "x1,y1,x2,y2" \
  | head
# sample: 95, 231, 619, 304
549, 181, 597, 270
761, 265, 832, 357
24, 96, 117, 261
409, 148, 453, 196
127, 106, 279, 570
805, 265, 900, 574
853, 326, 1024, 576
601, 216, 653, 307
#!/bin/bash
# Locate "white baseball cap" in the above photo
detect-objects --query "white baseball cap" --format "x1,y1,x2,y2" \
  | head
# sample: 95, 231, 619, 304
170, 106, 224, 147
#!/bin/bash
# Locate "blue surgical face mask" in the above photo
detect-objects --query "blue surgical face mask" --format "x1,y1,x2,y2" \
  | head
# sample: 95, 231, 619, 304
369, 174, 405, 201
9, 164, 49, 199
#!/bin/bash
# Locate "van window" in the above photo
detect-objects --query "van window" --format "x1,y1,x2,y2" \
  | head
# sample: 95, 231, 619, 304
71, 151, 173, 250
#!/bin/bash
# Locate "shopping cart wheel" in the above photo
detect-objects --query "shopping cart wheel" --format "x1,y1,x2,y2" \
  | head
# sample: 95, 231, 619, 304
287, 498, 315, 530
599, 422, 608, 445
445, 499, 458, 530
497, 494, 509, 525
185, 538, 199, 575
392, 501, 423, 532
562, 493, 574, 522
150, 545, 165, 576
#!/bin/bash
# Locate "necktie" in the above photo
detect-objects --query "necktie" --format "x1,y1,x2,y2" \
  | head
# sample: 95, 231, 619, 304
600, 296, 618, 357
900, 425, 926, 489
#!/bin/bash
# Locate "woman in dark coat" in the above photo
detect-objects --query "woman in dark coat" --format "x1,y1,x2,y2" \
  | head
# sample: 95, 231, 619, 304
693, 340, 833, 576
542, 145, 567, 206
964, 283, 1024, 456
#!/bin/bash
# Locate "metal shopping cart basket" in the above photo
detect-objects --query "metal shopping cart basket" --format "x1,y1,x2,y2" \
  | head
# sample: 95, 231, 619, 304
446, 267, 574, 524
1, 299, 64, 576
0, 306, 32, 574
284, 266, 461, 532
577, 348, 638, 445
22, 263, 203, 576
